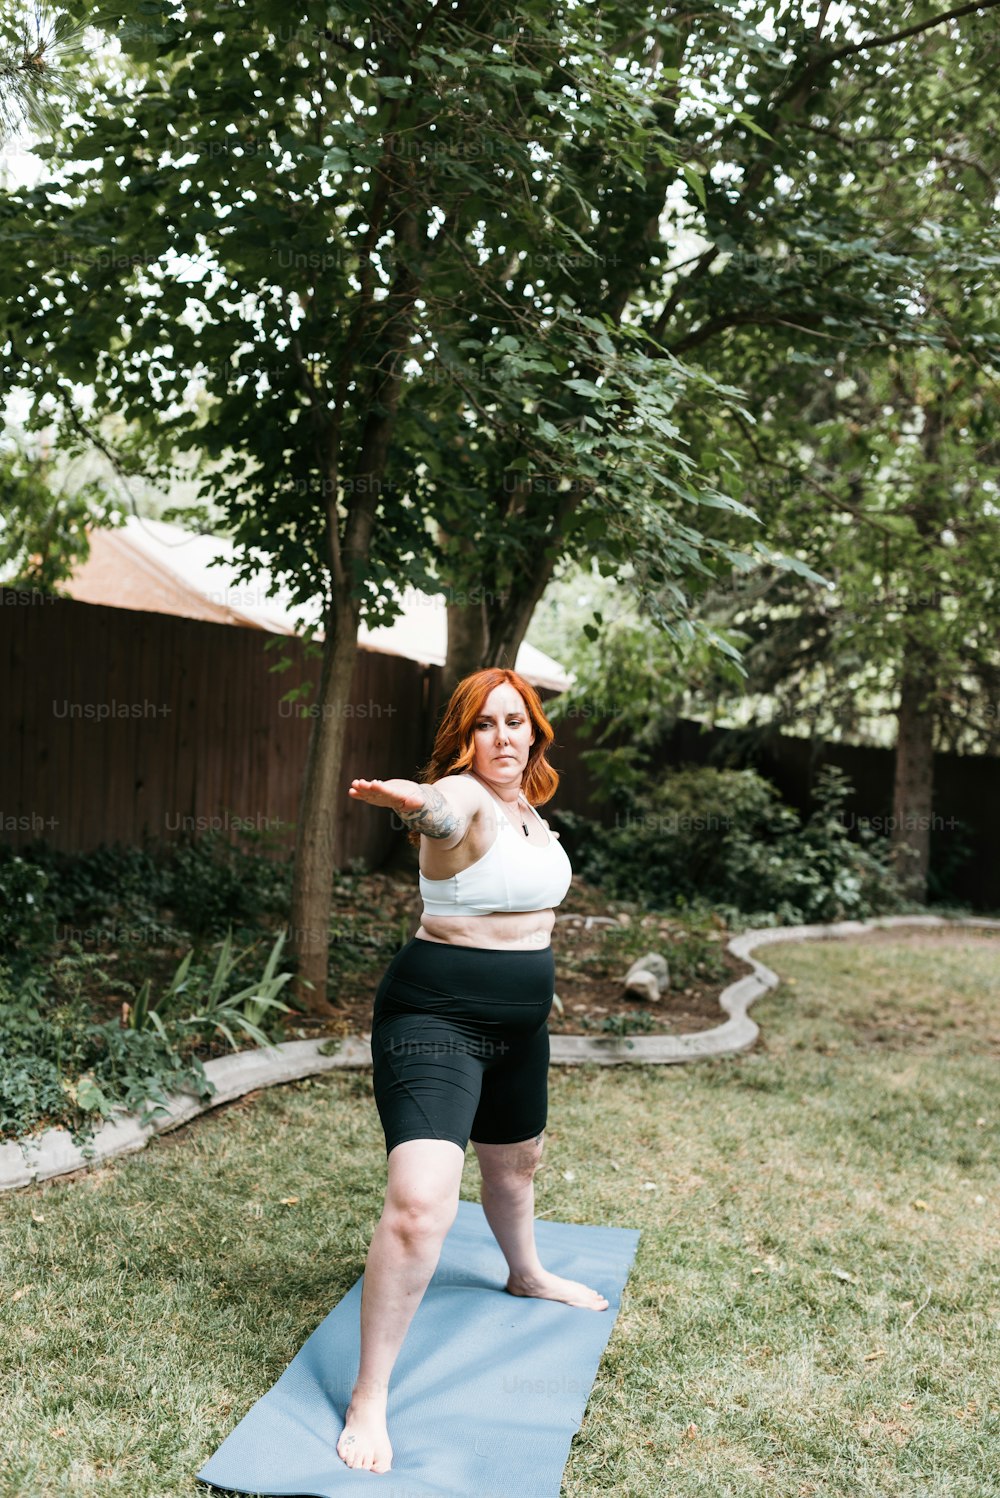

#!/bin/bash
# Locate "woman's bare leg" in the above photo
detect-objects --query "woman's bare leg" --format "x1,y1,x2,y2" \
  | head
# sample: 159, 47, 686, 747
472, 1134, 609, 1310
336, 1138, 466, 1473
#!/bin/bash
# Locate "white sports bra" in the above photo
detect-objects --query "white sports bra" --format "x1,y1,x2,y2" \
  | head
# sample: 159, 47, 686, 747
418, 781, 573, 918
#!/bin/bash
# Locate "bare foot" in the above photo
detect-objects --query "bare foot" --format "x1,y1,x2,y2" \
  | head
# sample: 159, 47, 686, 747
506, 1268, 609, 1310
336, 1394, 393, 1473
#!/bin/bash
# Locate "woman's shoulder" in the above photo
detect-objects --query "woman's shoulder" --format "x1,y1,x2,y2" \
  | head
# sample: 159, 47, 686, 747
426, 773, 488, 820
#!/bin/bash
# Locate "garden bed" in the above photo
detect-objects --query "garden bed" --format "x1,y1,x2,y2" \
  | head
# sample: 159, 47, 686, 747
280, 868, 749, 1044
3, 832, 977, 1150
3, 837, 763, 1151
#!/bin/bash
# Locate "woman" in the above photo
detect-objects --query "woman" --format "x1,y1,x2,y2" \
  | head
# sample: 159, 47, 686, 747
337, 667, 609, 1475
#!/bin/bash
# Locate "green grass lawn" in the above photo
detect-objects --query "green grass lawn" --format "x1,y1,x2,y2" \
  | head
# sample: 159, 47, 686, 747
1, 932, 997, 1497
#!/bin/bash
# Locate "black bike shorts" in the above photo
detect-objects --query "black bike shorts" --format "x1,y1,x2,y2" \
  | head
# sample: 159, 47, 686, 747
370, 936, 555, 1157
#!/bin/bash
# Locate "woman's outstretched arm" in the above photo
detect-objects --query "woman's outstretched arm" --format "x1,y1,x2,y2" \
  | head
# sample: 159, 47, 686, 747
347, 778, 471, 842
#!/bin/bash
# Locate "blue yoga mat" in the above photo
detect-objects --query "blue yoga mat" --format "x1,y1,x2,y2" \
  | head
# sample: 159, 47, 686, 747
197, 1197, 640, 1498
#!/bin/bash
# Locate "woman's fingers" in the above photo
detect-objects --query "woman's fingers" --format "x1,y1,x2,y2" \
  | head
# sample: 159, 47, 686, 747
348, 783, 389, 803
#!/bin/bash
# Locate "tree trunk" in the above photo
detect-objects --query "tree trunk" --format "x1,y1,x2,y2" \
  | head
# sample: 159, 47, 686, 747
441, 597, 489, 704
890, 637, 936, 902
287, 331, 408, 1016
441, 486, 579, 697
288, 595, 361, 1014
486, 543, 564, 671
889, 393, 946, 904
441, 550, 556, 706
286, 150, 423, 1010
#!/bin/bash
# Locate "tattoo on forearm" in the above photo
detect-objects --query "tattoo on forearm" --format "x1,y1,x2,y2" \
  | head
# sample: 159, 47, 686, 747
399, 785, 464, 840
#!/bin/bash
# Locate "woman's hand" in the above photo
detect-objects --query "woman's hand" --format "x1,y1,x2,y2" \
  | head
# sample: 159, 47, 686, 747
349, 778, 469, 842
348, 778, 426, 814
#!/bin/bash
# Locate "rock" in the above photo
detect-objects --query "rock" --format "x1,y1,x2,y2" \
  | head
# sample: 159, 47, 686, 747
623, 952, 670, 1003
624, 970, 661, 1002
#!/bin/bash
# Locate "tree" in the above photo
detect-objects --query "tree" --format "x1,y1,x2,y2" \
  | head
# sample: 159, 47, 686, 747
0, 437, 111, 587
535, 2, 1000, 904
436, 0, 1000, 699
1, 0, 755, 1009
678, 338, 1000, 901
6, 0, 996, 1001
679, 3, 1000, 902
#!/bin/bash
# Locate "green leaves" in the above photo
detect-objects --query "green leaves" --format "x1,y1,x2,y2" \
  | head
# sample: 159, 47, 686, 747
127, 926, 295, 1056
750, 544, 833, 590
73, 1073, 109, 1115
3, 0, 996, 752
320, 147, 354, 173
681, 162, 706, 208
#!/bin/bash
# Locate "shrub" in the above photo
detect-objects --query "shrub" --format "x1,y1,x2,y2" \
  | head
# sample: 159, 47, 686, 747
0, 961, 213, 1154
0, 850, 54, 974
32, 842, 170, 926
550, 764, 911, 926
0, 927, 295, 1151
18, 834, 291, 944
165, 832, 291, 938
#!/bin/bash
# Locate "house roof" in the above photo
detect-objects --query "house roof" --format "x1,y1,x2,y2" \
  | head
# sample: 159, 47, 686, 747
63, 516, 574, 692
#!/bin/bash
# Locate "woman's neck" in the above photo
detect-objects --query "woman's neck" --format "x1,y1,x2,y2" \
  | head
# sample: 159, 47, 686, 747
470, 769, 522, 805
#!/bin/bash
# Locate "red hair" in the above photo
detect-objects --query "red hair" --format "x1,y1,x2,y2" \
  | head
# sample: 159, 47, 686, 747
406, 668, 560, 848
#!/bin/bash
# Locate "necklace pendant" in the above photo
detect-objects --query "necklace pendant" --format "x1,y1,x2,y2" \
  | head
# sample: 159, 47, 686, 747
522, 821, 529, 837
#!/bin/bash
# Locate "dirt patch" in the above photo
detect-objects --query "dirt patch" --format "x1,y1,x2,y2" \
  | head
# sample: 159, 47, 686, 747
286, 936, 753, 1042
859, 1004, 1000, 1056
550, 931, 749, 1037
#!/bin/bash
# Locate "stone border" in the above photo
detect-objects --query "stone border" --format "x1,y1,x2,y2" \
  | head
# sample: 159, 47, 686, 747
3, 914, 998, 1193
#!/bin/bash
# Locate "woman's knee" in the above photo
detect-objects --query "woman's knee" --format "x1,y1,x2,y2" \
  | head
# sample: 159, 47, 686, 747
383, 1139, 464, 1242
474, 1132, 544, 1187
383, 1196, 456, 1246
383, 1179, 460, 1244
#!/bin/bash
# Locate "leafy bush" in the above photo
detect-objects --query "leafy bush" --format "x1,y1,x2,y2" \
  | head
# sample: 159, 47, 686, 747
550, 764, 911, 926
165, 832, 290, 937
664, 929, 729, 988
19, 834, 291, 943
0, 833, 301, 1150
0, 925, 295, 1151
0, 962, 214, 1155
0, 849, 55, 973
29, 841, 171, 927
126, 926, 295, 1051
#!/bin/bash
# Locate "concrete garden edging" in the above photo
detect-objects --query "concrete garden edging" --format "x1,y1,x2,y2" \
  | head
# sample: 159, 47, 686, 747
4, 914, 997, 1193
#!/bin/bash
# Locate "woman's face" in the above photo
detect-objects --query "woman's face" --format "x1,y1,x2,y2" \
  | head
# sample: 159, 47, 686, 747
470, 683, 535, 788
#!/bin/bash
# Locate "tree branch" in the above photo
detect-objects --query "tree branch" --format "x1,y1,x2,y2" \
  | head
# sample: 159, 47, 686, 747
667, 309, 849, 355
769, 0, 1000, 118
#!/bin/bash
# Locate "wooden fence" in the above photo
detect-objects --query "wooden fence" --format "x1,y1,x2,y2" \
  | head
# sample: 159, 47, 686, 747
2, 585, 996, 908
1, 587, 430, 870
